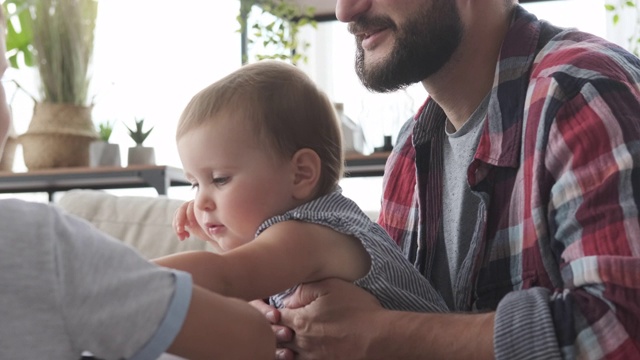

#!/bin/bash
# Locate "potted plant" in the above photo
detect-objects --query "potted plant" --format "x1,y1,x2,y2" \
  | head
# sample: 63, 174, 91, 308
125, 117, 155, 166
89, 120, 121, 167
239, 0, 317, 65
2, 0, 32, 172
605, 0, 640, 56
6, 0, 100, 170
4, 0, 33, 69
0, 114, 18, 172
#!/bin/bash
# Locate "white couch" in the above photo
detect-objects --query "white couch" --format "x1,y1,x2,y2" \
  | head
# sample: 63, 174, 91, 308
57, 189, 380, 259
57, 189, 216, 259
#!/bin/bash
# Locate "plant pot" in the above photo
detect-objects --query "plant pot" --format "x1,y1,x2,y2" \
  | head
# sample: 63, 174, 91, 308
89, 141, 121, 167
128, 146, 155, 166
0, 136, 18, 172
19, 103, 98, 170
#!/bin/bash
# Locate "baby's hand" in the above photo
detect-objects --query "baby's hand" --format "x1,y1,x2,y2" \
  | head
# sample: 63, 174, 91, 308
173, 201, 222, 252
173, 201, 192, 241
172, 200, 206, 241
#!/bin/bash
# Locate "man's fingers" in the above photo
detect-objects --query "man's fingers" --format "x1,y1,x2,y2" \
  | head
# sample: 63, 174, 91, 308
276, 348, 295, 360
283, 278, 337, 309
249, 299, 280, 323
249, 299, 291, 342
274, 325, 293, 343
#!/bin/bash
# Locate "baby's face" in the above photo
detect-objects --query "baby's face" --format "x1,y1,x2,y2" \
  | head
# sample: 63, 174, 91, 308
177, 118, 299, 252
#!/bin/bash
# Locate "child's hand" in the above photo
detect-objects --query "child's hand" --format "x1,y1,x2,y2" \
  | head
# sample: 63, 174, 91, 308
173, 201, 193, 241
173, 200, 208, 241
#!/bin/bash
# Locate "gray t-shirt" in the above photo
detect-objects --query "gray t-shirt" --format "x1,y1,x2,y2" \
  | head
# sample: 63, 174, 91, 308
434, 94, 489, 308
259, 189, 448, 313
0, 199, 192, 360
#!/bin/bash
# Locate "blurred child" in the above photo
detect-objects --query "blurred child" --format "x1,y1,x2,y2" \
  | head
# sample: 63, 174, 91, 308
154, 61, 447, 312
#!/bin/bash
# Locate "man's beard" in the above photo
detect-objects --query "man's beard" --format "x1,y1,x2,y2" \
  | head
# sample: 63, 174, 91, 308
351, 0, 463, 93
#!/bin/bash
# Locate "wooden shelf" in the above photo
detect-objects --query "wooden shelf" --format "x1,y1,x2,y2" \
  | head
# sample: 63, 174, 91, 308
0, 157, 389, 201
344, 151, 389, 178
0, 165, 189, 201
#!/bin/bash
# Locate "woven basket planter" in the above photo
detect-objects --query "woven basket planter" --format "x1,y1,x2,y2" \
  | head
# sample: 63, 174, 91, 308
0, 136, 17, 172
19, 103, 98, 170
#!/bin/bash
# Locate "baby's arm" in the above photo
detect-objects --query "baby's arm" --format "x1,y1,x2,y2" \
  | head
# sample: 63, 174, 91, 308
167, 284, 274, 359
153, 220, 371, 301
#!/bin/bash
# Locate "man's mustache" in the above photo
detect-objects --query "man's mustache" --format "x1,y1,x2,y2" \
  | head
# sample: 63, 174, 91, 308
348, 15, 396, 35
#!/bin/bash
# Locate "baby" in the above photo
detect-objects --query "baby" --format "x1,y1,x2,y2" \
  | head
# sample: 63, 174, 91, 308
155, 60, 446, 312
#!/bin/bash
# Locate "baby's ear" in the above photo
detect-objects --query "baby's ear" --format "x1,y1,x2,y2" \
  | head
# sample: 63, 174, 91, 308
291, 148, 321, 200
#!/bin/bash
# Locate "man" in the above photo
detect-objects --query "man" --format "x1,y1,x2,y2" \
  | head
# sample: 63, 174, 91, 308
253, 0, 640, 359
0, 8, 274, 359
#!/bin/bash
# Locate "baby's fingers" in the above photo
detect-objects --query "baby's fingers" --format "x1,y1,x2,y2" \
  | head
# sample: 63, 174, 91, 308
173, 202, 192, 240
185, 201, 198, 227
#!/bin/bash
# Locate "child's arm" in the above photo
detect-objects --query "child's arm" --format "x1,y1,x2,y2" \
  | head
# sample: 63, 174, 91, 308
167, 284, 274, 360
153, 220, 371, 301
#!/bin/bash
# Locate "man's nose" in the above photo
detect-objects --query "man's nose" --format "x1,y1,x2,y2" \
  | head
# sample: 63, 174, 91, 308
336, 0, 371, 23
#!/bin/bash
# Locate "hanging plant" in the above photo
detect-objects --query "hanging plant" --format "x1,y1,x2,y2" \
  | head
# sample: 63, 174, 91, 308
605, 0, 640, 56
3, 0, 35, 69
238, 0, 317, 65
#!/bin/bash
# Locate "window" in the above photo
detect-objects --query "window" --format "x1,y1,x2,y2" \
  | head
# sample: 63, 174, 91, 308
2, 0, 608, 206
6, 0, 244, 175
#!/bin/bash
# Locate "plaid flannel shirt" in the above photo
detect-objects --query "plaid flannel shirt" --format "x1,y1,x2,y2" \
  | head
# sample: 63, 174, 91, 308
379, 6, 640, 359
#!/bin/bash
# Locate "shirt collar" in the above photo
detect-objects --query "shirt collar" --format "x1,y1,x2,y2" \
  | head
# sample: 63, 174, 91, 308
475, 5, 544, 169
414, 6, 545, 170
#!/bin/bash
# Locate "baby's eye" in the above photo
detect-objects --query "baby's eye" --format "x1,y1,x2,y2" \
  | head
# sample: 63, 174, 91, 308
212, 176, 230, 186
190, 183, 199, 190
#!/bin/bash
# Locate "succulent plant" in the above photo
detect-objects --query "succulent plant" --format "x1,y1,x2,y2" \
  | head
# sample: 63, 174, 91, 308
97, 120, 114, 142
125, 118, 153, 146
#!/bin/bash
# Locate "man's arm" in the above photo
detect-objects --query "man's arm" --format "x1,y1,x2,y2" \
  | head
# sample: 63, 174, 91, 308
497, 62, 640, 358
277, 278, 494, 360
154, 220, 371, 301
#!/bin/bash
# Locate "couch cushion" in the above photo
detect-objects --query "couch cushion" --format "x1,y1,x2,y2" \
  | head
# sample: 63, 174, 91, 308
57, 189, 214, 259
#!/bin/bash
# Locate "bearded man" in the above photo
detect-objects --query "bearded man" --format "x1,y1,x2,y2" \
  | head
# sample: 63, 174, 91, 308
253, 0, 640, 359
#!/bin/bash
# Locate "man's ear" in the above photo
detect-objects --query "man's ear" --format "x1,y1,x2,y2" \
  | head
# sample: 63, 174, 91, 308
291, 148, 321, 200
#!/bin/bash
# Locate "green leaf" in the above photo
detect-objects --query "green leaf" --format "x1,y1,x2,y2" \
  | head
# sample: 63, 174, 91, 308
125, 118, 153, 146
22, 46, 34, 66
605, 4, 616, 11
240, 0, 316, 65
8, 54, 19, 69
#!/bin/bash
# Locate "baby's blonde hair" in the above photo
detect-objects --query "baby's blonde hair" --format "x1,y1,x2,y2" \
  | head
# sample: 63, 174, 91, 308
177, 60, 343, 196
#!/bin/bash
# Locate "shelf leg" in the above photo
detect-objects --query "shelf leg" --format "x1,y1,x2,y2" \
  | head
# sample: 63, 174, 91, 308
139, 170, 170, 195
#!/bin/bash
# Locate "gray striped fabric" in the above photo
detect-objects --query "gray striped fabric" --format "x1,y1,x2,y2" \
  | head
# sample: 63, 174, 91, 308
257, 188, 448, 312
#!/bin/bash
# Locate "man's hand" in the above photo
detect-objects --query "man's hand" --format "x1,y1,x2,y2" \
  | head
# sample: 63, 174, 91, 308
277, 279, 495, 360
249, 299, 295, 360
278, 278, 384, 360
